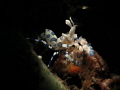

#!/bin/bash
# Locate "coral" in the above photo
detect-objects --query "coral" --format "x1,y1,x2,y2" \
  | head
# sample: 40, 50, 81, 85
51, 47, 120, 90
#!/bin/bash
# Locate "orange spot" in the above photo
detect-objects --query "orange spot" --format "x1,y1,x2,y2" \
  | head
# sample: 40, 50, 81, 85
68, 63, 83, 75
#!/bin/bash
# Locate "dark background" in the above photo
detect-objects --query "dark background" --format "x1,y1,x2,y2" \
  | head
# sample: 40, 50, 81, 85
0, 0, 120, 89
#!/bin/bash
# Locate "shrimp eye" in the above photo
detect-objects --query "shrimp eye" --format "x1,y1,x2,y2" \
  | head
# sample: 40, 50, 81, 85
72, 45, 75, 47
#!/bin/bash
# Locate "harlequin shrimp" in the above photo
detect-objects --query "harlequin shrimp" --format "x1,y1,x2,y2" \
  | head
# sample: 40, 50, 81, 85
27, 17, 120, 90
27, 17, 95, 67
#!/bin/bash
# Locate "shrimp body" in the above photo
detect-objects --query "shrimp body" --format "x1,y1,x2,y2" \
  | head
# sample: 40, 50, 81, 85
27, 17, 95, 67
